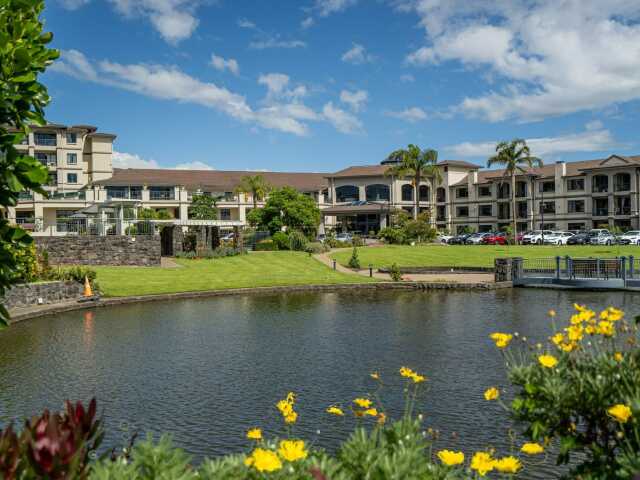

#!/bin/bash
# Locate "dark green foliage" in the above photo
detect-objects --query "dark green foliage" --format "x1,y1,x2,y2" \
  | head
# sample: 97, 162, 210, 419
0, 0, 59, 326
175, 247, 245, 259
254, 239, 277, 251
271, 231, 289, 250
389, 263, 403, 281
288, 230, 308, 251
348, 247, 360, 269
188, 194, 218, 220
378, 227, 407, 245
254, 187, 320, 235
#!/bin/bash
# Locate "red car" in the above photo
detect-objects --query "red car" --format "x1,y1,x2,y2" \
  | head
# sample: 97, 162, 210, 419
481, 232, 510, 245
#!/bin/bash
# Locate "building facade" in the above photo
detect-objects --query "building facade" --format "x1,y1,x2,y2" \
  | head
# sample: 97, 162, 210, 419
5, 123, 640, 235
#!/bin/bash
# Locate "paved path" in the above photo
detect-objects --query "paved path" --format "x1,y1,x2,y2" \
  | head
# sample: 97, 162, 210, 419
313, 252, 494, 283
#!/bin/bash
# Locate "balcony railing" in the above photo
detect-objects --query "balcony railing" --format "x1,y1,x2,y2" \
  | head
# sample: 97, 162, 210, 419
616, 207, 631, 215
18, 191, 33, 200
615, 182, 631, 192
34, 134, 57, 146
107, 190, 143, 200
593, 208, 609, 216
50, 191, 86, 200
592, 184, 608, 193
149, 190, 174, 200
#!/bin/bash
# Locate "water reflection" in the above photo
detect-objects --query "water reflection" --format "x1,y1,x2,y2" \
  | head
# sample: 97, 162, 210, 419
1, 289, 639, 479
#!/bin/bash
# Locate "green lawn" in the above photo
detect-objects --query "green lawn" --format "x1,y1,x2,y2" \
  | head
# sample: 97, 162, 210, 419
94, 252, 372, 297
330, 244, 640, 269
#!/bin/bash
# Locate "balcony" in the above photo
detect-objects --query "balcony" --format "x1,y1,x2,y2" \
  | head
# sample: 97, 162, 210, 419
149, 188, 175, 201
18, 191, 33, 201
34, 133, 57, 147
107, 187, 143, 200
50, 191, 86, 200
593, 208, 609, 217
35, 153, 57, 167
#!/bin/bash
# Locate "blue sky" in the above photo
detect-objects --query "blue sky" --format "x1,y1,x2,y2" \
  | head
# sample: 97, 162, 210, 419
44, 0, 640, 172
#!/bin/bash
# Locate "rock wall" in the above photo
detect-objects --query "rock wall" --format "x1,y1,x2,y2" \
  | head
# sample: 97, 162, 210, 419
35, 235, 161, 266
3, 281, 83, 310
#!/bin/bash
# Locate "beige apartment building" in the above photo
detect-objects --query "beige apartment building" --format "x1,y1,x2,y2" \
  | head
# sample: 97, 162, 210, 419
4, 123, 640, 235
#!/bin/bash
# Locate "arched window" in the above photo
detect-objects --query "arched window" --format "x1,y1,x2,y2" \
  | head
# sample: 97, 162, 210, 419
614, 173, 631, 192
436, 187, 446, 203
335, 185, 359, 202
515, 181, 527, 197
401, 184, 413, 201
419, 185, 430, 201
592, 175, 609, 193
366, 184, 390, 201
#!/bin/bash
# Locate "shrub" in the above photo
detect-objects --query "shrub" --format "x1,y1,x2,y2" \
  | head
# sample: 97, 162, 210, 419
271, 232, 290, 250
175, 250, 197, 259
288, 230, 308, 252
348, 247, 361, 269
254, 239, 278, 251
389, 263, 403, 281
304, 242, 330, 254
176, 247, 245, 259
8, 243, 39, 283
351, 235, 365, 247
47, 266, 97, 285
379, 227, 407, 245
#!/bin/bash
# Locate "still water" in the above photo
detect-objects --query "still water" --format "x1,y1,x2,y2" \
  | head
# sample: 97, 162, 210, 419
0, 289, 638, 478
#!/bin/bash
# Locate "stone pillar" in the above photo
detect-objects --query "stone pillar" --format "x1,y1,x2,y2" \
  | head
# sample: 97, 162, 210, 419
173, 226, 184, 255
212, 227, 220, 249
233, 226, 243, 249
495, 257, 514, 283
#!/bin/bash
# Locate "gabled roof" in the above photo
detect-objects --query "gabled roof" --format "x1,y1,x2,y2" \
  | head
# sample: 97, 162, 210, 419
327, 160, 478, 178
94, 168, 328, 192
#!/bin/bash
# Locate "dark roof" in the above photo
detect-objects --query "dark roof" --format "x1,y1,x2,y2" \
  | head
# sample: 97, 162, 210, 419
328, 159, 478, 178
437, 160, 479, 169
95, 168, 328, 192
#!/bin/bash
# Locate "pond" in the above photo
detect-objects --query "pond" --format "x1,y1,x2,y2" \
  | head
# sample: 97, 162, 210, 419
1, 288, 638, 478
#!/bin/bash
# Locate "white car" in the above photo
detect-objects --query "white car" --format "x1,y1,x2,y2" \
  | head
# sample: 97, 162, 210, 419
588, 229, 615, 245
618, 231, 640, 245
465, 232, 491, 244
335, 232, 353, 243
543, 231, 574, 245
437, 234, 453, 244
522, 230, 554, 245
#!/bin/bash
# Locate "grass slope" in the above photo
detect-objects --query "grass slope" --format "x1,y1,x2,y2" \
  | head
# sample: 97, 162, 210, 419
330, 244, 640, 268
94, 252, 371, 297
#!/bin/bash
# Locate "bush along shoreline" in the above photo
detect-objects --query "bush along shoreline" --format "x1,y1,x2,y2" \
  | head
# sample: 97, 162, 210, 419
0, 305, 637, 479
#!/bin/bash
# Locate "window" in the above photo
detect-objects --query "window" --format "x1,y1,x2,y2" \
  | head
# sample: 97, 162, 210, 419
540, 201, 555, 214
615, 196, 631, 215
456, 206, 469, 217
419, 185, 430, 201
47, 173, 57, 186
497, 203, 510, 219
34, 133, 56, 146
614, 173, 631, 192
365, 184, 390, 201
593, 198, 608, 216
335, 185, 359, 203
567, 178, 584, 191
479, 224, 493, 232
515, 181, 527, 197
401, 184, 413, 201
67, 173, 78, 184
592, 175, 608, 193
517, 201, 527, 218
478, 185, 492, 197
497, 183, 510, 199
220, 208, 231, 220
67, 152, 77, 165
15, 211, 35, 224
66, 132, 77, 144
568, 223, 585, 231
539, 181, 555, 193
436, 187, 446, 203
479, 204, 492, 216
35, 152, 56, 167
436, 205, 445, 221
456, 187, 468, 198
150, 186, 174, 200
567, 200, 585, 213
540, 223, 556, 230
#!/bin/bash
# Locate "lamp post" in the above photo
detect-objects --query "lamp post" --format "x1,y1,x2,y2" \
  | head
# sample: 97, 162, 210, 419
540, 185, 545, 244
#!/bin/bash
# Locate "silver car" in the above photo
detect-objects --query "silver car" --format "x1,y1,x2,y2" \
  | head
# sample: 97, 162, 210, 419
588, 229, 615, 245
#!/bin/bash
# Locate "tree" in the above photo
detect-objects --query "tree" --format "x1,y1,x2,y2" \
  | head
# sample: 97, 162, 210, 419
235, 175, 271, 209
256, 187, 320, 235
0, 0, 58, 327
487, 140, 542, 244
385, 145, 442, 219
189, 194, 218, 220
138, 208, 173, 220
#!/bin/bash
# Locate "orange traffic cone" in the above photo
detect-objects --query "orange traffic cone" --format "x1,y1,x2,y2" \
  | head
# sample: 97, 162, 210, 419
83, 276, 93, 297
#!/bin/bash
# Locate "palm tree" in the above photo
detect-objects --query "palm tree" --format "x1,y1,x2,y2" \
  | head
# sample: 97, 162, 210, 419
235, 175, 271, 209
385, 144, 442, 219
487, 139, 542, 244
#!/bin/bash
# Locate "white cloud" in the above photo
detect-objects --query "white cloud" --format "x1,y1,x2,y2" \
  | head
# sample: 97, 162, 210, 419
108, 0, 200, 44
112, 151, 160, 169
586, 120, 604, 131
237, 18, 256, 29
249, 37, 306, 49
301, 17, 315, 29
384, 107, 427, 123
340, 89, 368, 112
175, 161, 214, 170
53, 50, 315, 137
315, 0, 357, 16
341, 43, 374, 64
59, 0, 90, 10
322, 102, 363, 134
445, 124, 623, 158
210, 53, 239, 75
258, 73, 308, 103
400, 74, 415, 83
402, 1, 640, 122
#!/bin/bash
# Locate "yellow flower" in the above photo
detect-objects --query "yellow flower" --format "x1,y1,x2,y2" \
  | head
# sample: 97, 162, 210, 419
494, 456, 521, 474
484, 387, 499, 401
574, 303, 587, 312
246, 428, 262, 440
370, 371, 380, 380
277, 392, 297, 424
284, 411, 298, 424
608, 404, 632, 423
411, 373, 426, 383
566, 324, 583, 342
585, 325, 596, 335
278, 440, 307, 462
437, 450, 465, 466
244, 448, 282, 472
353, 397, 372, 408
560, 342, 577, 353
277, 399, 293, 416
326, 406, 344, 416
399, 366, 414, 378
551, 333, 565, 345
377, 412, 386, 425
521, 442, 544, 455
363, 408, 378, 417
597, 320, 615, 337
614, 352, 624, 362
538, 354, 558, 368
489, 332, 513, 348
470, 452, 495, 477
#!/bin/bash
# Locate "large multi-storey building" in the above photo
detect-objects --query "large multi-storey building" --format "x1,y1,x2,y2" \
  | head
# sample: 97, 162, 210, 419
5, 123, 640, 235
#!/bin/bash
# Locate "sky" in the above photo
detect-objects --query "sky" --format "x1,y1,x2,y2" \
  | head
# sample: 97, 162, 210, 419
43, 0, 640, 172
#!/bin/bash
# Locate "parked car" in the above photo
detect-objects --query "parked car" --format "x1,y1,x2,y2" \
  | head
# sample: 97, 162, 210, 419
335, 232, 353, 243
588, 229, 615, 245
566, 232, 590, 245
516, 231, 530, 243
617, 230, 640, 245
448, 233, 471, 245
466, 232, 491, 245
437, 233, 454, 244
221, 232, 235, 241
522, 230, 554, 245
543, 231, 574, 245
482, 232, 510, 245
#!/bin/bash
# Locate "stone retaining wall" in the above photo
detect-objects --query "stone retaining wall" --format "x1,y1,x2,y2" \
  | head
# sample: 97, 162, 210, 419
35, 235, 161, 266
379, 266, 493, 274
2, 281, 83, 310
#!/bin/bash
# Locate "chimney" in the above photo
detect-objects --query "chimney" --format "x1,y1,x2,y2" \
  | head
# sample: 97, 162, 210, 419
555, 160, 566, 177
